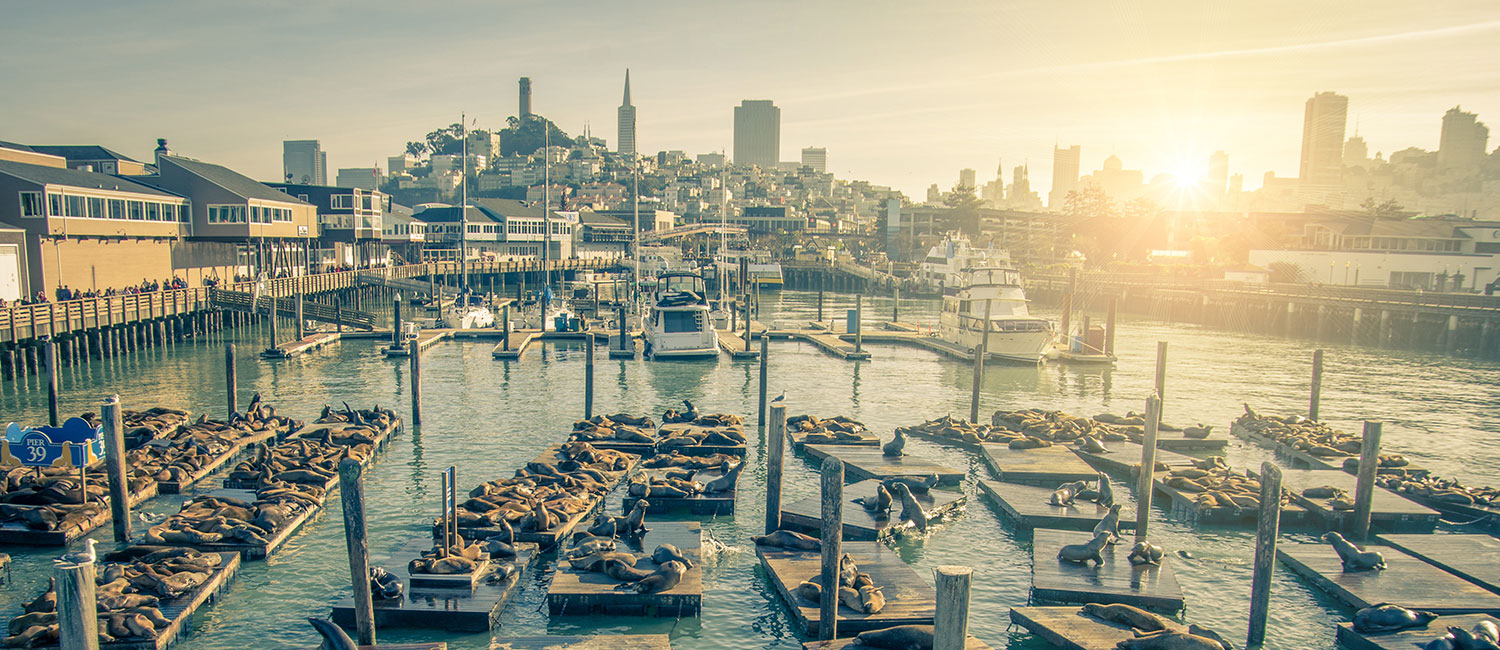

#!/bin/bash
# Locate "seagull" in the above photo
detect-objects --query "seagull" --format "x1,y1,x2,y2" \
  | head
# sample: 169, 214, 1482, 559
56, 539, 96, 566
771, 392, 786, 404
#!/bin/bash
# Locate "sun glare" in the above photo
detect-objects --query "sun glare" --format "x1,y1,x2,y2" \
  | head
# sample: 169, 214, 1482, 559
1171, 164, 1206, 187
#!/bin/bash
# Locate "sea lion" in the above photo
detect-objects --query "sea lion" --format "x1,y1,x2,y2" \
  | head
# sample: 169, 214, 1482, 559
882, 428, 906, 457
1081, 602, 1186, 633
1097, 472, 1116, 508
24, 577, 56, 613
652, 543, 693, 569
1182, 424, 1214, 439
1352, 604, 1440, 633
702, 461, 744, 494
857, 584, 886, 615
793, 580, 822, 603
1128, 541, 1165, 566
624, 498, 650, 535
1324, 532, 1386, 571
603, 558, 652, 582
1058, 532, 1111, 566
1080, 437, 1111, 454
308, 617, 358, 650
892, 482, 929, 533
838, 553, 859, 587
1302, 486, 1346, 499
487, 562, 520, 583
369, 566, 403, 600
883, 474, 938, 495
1187, 624, 1236, 650
620, 559, 686, 594
1118, 631, 1227, 649
1093, 504, 1123, 544
1449, 620, 1500, 649
854, 482, 895, 515
1050, 480, 1088, 506
754, 529, 821, 551
852, 625, 935, 650
837, 585, 865, 613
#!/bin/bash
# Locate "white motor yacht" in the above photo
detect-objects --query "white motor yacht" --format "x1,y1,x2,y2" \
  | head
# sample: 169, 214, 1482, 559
917, 234, 1009, 294
938, 267, 1054, 364
644, 273, 719, 359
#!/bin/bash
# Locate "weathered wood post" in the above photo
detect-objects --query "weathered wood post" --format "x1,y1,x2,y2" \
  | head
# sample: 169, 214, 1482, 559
295, 280, 305, 341
584, 337, 595, 419
1153, 341, 1167, 421
225, 343, 237, 418
817, 275, 824, 321
893, 285, 900, 323
1134, 394, 1161, 541
1247, 462, 1283, 648
503, 303, 512, 351
101, 395, 131, 542
1352, 421, 1382, 540
44, 338, 59, 427
335, 303, 344, 333
410, 343, 423, 425
743, 293, 752, 349
854, 293, 863, 354
391, 293, 403, 350
758, 335, 769, 428
338, 458, 376, 645
819, 456, 844, 641
1105, 297, 1118, 356
268, 281, 279, 349
1309, 349, 1324, 421
934, 565, 973, 650
55, 560, 99, 650
969, 299, 993, 423
766, 403, 787, 535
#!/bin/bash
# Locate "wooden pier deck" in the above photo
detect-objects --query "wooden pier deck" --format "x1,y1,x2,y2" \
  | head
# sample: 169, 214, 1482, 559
1072, 441, 1198, 477
786, 427, 881, 451
0, 481, 159, 546
1030, 529, 1185, 613
1335, 613, 1500, 650
978, 480, 1134, 533
1376, 534, 1500, 596
490, 329, 540, 359
261, 331, 341, 359
780, 479, 967, 540
385, 329, 453, 357
35, 551, 242, 650
780, 330, 871, 361
1008, 606, 1142, 650
1230, 422, 1341, 469
802, 445, 965, 486
1278, 541, 1500, 614
156, 429, 278, 494
855, 331, 973, 361
980, 444, 1097, 486
758, 540, 937, 637
491, 636, 670, 650
183, 488, 322, 559
547, 521, 702, 617
804, 637, 994, 650
1151, 476, 1314, 528
453, 445, 638, 548
332, 538, 539, 632
1260, 468, 1439, 532
716, 329, 761, 358
623, 465, 736, 515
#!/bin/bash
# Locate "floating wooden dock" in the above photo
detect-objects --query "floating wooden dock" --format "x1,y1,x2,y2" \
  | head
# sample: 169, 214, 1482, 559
1146, 429, 1229, 452
155, 428, 278, 494
978, 480, 1134, 533
1030, 529, 1185, 613
623, 466, 736, 515
785, 427, 881, 451
1261, 468, 1439, 532
0, 481, 159, 546
803, 637, 994, 649
801, 446, 965, 486
1151, 475, 1313, 528
261, 331, 341, 359
547, 521, 702, 617
1278, 541, 1500, 614
1072, 441, 1198, 477
1008, 606, 1141, 650
491, 636, 670, 650
385, 329, 453, 357
454, 445, 637, 548
1335, 613, 1500, 650
780, 479, 967, 540
853, 331, 973, 361
35, 551, 242, 650
285, 645, 445, 650
182, 488, 322, 559
758, 540, 937, 636
1376, 534, 1500, 596
1230, 422, 1341, 469
332, 538, 539, 631
980, 444, 1097, 486
780, 330, 871, 361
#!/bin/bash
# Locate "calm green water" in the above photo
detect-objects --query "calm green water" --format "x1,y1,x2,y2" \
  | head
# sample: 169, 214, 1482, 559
0, 290, 1496, 649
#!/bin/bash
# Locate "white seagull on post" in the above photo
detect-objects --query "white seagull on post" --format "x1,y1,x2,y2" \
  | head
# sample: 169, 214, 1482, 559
56, 539, 96, 566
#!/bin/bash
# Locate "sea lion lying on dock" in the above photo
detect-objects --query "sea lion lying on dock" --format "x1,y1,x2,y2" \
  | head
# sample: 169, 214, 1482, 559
753, 529, 820, 550
1128, 541, 1165, 566
617, 560, 686, 594
1324, 532, 1386, 571
852, 625, 934, 649
1351, 604, 1439, 633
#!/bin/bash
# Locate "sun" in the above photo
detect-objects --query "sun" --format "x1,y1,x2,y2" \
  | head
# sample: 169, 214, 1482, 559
1171, 163, 1206, 188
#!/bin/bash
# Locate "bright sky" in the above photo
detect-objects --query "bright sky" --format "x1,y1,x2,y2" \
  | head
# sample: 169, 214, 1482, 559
4, 1, 1497, 197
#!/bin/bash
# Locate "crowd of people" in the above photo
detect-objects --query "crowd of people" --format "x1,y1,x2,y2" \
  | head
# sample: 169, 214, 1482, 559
1, 276, 207, 308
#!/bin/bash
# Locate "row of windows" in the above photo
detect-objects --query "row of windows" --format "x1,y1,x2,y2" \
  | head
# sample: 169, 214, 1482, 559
1343, 236, 1463, 253
384, 224, 427, 235
506, 222, 573, 235
208, 204, 294, 224
20, 191, 190, 223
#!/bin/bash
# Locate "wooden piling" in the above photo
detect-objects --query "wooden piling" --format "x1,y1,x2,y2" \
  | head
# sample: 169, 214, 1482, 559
101, 395, 131, 542
854, 294, 863, 354
55, 560, 99, 650
392, 294, 403, 349
585, 337, 595, 420
766, 403, 787, 535
1309, 349, 1324, 421
1135, 395, 1161, 541
893, 286, 900, 323
969, 299, 991, 424
759, 335, 770, 428
44, 338, 59, 427
410, 340, 423, 425
1247, 462, 1283, 648
817, 276, 824, 322
819, 456, 844, 641
268, 283, 279, 348
744, 294, 752, 349
934, 566, 973, 650
338, 458, 377, 645
1105, 298, 1117, 356
1352, 421, 1382, 540
225, 343, 237, 418
1153, 341, 1167, 421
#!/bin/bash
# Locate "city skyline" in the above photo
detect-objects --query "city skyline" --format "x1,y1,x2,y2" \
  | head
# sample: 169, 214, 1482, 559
2, 1, 1497, 198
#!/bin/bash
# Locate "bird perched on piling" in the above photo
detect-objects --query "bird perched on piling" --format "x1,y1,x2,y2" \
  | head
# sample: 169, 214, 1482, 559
771, 392, 786, 404
56, 539, 96, 565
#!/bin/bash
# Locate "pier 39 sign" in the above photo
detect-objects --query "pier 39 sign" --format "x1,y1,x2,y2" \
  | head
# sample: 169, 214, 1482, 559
2, 418, 105, 468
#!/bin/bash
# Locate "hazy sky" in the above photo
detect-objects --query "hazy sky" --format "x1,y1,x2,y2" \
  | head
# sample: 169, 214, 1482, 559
4, 1, 1497, 197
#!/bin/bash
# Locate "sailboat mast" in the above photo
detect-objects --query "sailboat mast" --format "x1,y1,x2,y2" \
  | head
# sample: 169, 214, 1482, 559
632, 157, 641, 313
460, 111, 469, 293
542, 124, 550, 301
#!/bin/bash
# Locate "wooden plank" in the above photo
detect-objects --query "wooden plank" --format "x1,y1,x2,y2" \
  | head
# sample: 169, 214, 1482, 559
492, 330, 540, 360
786, 427, 881, 451
1278, 542, 1500, 614
623, 466, 735, 515
1030, 529, 1185, 613
547, 520, 702, 617
1262, 468, 1439, 533
1072, 441, 1199, 477
758, 541, 936, 637
1148, 429, 1229, 452
980, 444, 1096, 486
182, 488, 321, 559
0, 481, 159, 547
802, 445, 964, 486
261, 331, 341, 359
977, 480, 1134, 532
490, 637, 670, 650
1376, 534, 1500, 596
781, 479, 967, 541
803, 637, 993, 650
1008, 606, 1140, 650
1151, 475, 1314, 528
156, 428, 278, 494
332, 538, 539, 631
1335, 613, 1500, 650
32, 551, 241, 650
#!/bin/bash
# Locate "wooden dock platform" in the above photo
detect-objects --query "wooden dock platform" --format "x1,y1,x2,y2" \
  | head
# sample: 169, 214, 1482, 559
547, 521, 702, 617
1230, 422, 1340, 469
182, 488, 321, 559
623, 466, 736, 515
1376, 534, 1500, 596
1335, 613, 1500, 650
491, 636, 670, 650
37, 551, 242, 650
0, 481, 159, 546
261, 331, 341, 359
156, 429, 278, 494
1278, 541, 1500, 614
385, 329, 453, 357
1261, 468, 1439, 532
786, 427, 881, 451
780, 479, 967, 540
784, 331, 871, 361
1147, 429, 1229, 452
980, 444, 1097, 486
803, 637, 994, 650
332, 538, 539, 631
454, 445, 637, 548
802, 445, 964, 486
1151, 476, 1314, 528
978, 480, 1134, 533
1008, 606, 1141, 650
758, 541, 937, 636
855, 331, 973, 361
716, 329, 760, 358
491, 330, 540, 359
1030, 529, 1185, 613
1072, 441, 1199, 477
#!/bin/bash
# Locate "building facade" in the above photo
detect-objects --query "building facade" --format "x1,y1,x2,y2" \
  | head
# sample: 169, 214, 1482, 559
283, 139, 327, 185
733, 100, 780, 168
1049, 145, 1080, 209
801, 147, 827, 173
617, 70, 637, 157
1299, 92, 1348, 192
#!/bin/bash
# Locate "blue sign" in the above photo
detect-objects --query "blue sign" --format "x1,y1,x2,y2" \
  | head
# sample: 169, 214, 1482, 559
3, 418, 104, 468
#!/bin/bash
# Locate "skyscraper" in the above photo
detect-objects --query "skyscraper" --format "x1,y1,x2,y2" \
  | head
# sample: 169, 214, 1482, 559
617, 70, 637, 157
283, 140, 326, 185
1437, 106, 1489, 172
1048, 145, 1080, 208
1298, 91, 1348, 188
519, 77, 532, 118
800, 147, 827, 172
733, 100, 780, 168
958, 168, 976, 189
1207, 151, 1229, 194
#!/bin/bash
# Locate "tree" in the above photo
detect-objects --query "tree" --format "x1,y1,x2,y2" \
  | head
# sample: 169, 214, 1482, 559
499, 115, 571, 157
942, 183, 984, 236
1361, 197, 1405, 218
425, 124, 464, 157
405, 141, 428, 159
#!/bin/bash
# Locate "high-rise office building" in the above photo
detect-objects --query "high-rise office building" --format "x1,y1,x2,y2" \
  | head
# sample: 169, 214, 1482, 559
283, 140, 326, 185
958, 168, 976, 189
1207, 151, 1229, 194
519, 77, 532, 118
617, 70, 637, 157
1298, 91, 1348, 188
800, 147, 827, 172
733, 100, 780, 168
1012, 165, 1030, 197
335, 167, 380, 190
1048, 145, 1080, 208
1438, 106, 1489, 172
1343, 136, 1370, 168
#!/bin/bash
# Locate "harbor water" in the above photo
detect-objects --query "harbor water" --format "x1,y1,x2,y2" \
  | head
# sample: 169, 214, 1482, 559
0, 289, 1496, 649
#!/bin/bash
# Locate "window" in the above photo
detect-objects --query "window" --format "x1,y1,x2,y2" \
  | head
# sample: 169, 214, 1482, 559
19, 192, 43, 218
128, 201, 143, 220
662, 311, 702, 333
251, 206, 262, 223
109, 199, 124, 219
274, 207, 291, 223
179, 204, 191, 222
87, 197, 105, 219
48, 193, 63, 216
65, 194, 86, 217
146, 203, 160, 221
332, 194, 354, 209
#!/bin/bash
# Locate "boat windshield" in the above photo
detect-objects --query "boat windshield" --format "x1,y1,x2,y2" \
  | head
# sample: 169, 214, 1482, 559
967, 268, 1021, 286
